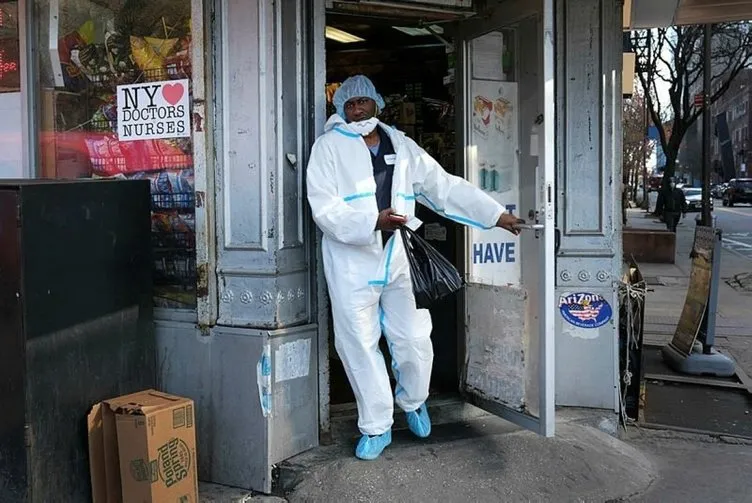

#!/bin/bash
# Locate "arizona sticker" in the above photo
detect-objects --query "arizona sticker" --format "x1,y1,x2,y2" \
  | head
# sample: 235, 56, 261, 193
559, 292, 613, 329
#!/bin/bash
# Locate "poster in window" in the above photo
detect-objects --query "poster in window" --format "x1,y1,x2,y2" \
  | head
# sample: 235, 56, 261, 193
467, 79, 520, 287
117, 79, 191, 141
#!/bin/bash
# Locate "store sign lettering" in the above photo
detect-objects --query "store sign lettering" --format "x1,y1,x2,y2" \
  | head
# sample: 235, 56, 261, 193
117, 79, 190, 142
473, 241, 516, 264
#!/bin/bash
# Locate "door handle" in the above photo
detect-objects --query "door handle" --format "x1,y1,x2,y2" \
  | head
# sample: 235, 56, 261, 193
555, 228, 561, 254
515, 223, 545, 230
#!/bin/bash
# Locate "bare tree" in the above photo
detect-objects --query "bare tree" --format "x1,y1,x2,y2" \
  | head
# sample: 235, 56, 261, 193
623, 92, 654, 204
632, 23, 752, 214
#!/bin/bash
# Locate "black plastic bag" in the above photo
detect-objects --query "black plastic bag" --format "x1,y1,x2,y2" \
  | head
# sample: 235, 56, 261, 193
399, 226, 464, 309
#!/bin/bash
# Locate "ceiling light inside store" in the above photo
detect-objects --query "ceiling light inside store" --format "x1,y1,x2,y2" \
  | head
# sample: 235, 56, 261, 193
325, 26, 365, 43
392, 25, 444, 37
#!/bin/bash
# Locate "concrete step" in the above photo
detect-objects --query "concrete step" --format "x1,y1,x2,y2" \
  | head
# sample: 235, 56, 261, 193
329, 393, 491, 442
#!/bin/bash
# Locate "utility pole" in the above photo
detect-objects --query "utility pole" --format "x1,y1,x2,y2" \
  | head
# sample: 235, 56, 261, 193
642, 97, 649, 210
642, 31, 651, 211
702, 24, 713, 227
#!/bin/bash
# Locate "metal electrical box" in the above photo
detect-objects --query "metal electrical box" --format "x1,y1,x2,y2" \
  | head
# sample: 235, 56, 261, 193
156, 323, 319, 494
0, 180, 155, 502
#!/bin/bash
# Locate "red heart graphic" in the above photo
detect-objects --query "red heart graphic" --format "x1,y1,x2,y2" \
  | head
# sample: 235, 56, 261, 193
162, 83, 185, 106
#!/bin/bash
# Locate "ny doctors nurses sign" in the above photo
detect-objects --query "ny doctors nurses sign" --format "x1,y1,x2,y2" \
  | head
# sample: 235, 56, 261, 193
117, 79, 190, 141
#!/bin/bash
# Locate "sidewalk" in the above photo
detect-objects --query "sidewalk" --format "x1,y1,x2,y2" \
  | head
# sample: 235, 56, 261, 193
199, 411, 752, 503
195, 211, 752, 503
278, 411, 656, 503
625, 208, 752, 378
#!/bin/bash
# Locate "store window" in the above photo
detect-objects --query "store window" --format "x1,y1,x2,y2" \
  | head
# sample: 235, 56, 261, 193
34, 0, 197, 309
0, 1, 22, 178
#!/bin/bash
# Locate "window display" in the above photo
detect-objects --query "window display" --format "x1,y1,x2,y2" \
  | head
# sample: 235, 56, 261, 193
34, 0, 196, 308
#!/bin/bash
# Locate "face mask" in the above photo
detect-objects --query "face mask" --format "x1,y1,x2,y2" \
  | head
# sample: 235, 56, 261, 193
345, 117, 379, 136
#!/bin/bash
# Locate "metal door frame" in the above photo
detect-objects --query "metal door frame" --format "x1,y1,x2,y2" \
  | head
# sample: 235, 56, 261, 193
19, 0, 36, 179
310, 0, 331, 437
455, 0, 555, 437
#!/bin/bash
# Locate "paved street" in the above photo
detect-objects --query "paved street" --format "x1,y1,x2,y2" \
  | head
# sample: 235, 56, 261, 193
714, 204, 752, 260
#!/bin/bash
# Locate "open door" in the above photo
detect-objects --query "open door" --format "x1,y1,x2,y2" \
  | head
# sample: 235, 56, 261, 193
457, 0, 555, 436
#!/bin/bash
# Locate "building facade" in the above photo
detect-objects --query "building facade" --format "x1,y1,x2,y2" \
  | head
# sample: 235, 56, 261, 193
712, 68, 752, 178
6, 0, 632, 493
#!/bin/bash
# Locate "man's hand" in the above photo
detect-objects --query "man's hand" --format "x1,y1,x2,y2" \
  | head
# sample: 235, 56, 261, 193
497, 212, 525, 236
376, 208, 407, 231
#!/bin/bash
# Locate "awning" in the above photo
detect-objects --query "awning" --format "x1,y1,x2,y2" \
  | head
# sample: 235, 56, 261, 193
627, 0, 752, 28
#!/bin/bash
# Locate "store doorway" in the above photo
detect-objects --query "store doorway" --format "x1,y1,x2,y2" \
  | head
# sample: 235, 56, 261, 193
320, 0, 555, 436
324, 10, 463, 405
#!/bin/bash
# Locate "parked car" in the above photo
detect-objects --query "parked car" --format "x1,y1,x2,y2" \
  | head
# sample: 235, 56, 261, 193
682, 187, 713, 212
710, 184, 726, 199
722, 178, 752, 206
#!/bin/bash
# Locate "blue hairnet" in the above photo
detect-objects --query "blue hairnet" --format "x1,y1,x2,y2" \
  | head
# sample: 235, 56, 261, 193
333, 75, 385, 118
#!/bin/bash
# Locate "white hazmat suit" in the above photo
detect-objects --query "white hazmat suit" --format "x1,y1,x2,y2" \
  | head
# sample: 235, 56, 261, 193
307, 113, 506, 436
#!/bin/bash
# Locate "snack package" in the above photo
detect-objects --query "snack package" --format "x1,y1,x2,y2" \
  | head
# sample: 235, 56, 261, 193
89, 101, 118, 133
58, 30, 89, 91
151, 211, 196, 234
164, 37, 192, 79
128, 169, 195, 211
120, 139, 193, 173
144, 36, 179, 57
130, 36, 168, 81
77, 20, 95, 44
104, 30, 136, 79
84, 134, 128, 176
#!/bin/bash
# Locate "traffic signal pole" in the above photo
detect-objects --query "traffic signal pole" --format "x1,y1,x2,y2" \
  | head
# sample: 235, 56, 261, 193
702, 24, 712, 227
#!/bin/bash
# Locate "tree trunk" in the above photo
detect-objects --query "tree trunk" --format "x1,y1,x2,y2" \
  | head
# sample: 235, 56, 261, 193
653, 152, 679, 217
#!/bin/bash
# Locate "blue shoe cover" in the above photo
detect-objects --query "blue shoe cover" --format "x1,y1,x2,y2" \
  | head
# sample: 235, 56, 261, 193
355, 430, 392, 460
406, 403, 431, 438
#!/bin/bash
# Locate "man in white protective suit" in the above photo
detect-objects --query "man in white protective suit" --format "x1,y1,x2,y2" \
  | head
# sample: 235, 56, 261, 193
306, 75, 523, 460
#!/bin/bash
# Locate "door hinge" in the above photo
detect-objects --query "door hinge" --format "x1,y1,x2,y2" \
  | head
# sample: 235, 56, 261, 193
16, 204, 21, 226
24, 424, 31, 447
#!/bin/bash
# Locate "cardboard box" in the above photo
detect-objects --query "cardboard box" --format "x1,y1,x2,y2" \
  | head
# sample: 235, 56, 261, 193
88, 389, 198, 503
398, 102, 417, 125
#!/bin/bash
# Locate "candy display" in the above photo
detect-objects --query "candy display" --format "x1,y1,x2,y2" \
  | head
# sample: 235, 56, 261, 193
129, 168, 194, 196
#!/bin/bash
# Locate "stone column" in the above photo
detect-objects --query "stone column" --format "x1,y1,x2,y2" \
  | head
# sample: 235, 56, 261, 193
554, 0, 623, 410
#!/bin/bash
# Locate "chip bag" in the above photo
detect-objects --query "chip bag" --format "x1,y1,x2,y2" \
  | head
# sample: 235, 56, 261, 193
130, 36, 168, 81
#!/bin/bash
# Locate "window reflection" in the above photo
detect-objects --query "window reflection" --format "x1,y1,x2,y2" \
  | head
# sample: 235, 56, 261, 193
0, 2, 21, 178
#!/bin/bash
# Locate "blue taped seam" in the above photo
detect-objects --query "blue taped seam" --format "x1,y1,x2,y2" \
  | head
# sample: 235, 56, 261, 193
343, 192, 375, 202
367, 235, 396, 286
415, 192, 493, 230
380, 308, 405, 398
333, 126, 361, 138
395, 192, 416, 201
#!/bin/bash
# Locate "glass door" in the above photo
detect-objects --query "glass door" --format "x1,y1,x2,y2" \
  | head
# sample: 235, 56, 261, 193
457, 0, 555, 436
